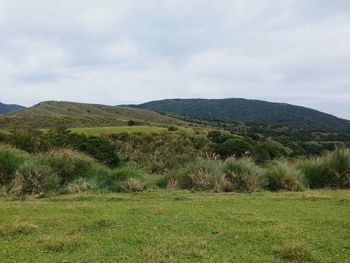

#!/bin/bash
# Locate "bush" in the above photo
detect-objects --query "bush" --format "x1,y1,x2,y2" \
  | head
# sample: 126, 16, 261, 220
221, 158, 266, 192
0, 147, 29, 186
48, 130, 119, 167
98, 165, 145, 192
127, 120, 136, 126
324, 148, 350, 188
168, 159, 223, 190
108, 131, 209, 174
299, 159, 329, 188
8, 129, 119, 167
168, 126, 178, 132
300, 148, 350, 189
66, 178, 97, 194
212, 138, 253, 159
266, 160, 305, 191
9, 160, 59, 195
37, 149, 99, 185
255, 139, 292, 162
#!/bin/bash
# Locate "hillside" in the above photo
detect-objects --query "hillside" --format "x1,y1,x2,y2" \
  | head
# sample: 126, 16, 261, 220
0, 101, 190, 129
133, 98, 350, 131
0, 102, 25, 114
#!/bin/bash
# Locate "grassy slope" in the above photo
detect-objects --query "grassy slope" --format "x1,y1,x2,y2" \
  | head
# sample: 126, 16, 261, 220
0, 101, 190, 129
0, 190, 349, 263
70, 126, 168, 136
70, 125, 197, 136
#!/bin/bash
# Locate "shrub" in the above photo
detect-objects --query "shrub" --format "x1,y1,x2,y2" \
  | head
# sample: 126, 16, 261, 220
37, 149, 98, 185
66, 178, 96, 194
255, 139, 292, 162
221, 158, 266, 192
48, 131, 119, 167
108, 131, 209, 174
324, 148, 350, 188
299, 159, 329, 188
266, 160, 305, 191
168, 126, 178, 132
0, 147, 29, 186
299, 148, 350, 189
168, 159, 223, 190
9, 160, 59, 195
9, 129, 120, 167
127, 120, 136, 126
98, 165, 145, 192
212, 138, 253, 159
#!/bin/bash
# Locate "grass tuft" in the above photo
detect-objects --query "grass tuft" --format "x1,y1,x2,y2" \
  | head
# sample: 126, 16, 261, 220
266, 160, 306, 191
273, 244, 314, 262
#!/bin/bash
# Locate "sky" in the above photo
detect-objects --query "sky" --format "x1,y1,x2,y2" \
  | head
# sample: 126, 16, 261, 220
0, 0, 349, 119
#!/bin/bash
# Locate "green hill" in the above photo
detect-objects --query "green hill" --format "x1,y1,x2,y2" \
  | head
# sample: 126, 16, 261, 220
0, 101, 190, 129
133, 98, 350, 131
0, 102, 25, 114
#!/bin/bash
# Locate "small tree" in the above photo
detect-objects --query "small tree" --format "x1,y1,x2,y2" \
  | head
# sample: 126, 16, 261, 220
128, 120, 136, 126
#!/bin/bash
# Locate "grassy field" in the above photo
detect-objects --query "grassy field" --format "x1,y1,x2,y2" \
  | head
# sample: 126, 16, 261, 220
0, 191, 349, 263
70, 126, 169, 136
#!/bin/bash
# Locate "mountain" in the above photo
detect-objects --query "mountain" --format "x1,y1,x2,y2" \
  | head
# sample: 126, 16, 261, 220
0, 102, 25, 114
133, 98, 350, 131
0, 101, 190, 129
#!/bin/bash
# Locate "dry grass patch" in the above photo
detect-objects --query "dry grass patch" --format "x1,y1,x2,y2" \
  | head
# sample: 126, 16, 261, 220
37, 234, 85, 252
273, 244, 314, 262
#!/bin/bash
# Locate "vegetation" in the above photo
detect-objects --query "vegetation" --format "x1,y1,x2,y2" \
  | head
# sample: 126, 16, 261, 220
300, 148, 350, 189
0, 99, 349, 261
0, 190, 349, 262
0, 101, 190, 129
222, 158, 265, 192
266, 160, 305, 191
135, 98, 350, 131
70, 126, 168, 136
107, 130, 209, 174
0, 102, 25, 114
2, 140, 350, 196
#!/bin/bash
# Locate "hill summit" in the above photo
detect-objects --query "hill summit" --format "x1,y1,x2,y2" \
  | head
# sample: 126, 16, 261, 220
133, 98, 350, 131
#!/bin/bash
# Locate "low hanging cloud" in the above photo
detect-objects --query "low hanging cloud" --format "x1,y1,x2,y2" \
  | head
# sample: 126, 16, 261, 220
0, 0, 349, 119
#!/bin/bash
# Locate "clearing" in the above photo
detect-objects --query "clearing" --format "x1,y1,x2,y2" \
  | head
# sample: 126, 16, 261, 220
0, 190, 349, 262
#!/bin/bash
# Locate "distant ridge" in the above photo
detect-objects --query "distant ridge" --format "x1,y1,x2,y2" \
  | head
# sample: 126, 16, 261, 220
0, 101, 189, 129
133, 98, 350, 131
0, 102, 25, 114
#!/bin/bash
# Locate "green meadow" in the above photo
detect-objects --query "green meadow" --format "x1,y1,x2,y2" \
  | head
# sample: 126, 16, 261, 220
1, 190, 349, 263
70, 125, 169, 136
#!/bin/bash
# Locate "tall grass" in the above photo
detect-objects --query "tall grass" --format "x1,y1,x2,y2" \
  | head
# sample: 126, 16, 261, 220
97, 165, 146, 192
221, 158, 266, 192
266, 160, 306, 191
9, 160, 59, 195
300, 147, 350, 188
166, 158, 223, 191
0, 147, 30, 186
1, 143, 349, 196
36, 149, 99, 185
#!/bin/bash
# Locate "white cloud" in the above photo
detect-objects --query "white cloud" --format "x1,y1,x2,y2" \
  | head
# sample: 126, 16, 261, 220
0, 0, 349, 119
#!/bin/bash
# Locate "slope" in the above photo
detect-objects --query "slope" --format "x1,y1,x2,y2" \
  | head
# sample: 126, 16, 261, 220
134, 98, 350, 131
0, 101, 190, 129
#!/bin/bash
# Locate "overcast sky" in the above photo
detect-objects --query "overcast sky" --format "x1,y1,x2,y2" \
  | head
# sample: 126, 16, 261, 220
0, 0, 349, 119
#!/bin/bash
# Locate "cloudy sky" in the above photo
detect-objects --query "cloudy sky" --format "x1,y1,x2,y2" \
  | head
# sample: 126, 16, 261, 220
0, 0, 349, 119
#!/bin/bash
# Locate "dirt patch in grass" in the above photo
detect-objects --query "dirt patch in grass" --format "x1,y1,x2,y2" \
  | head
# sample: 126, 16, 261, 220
273, 244, 314, 262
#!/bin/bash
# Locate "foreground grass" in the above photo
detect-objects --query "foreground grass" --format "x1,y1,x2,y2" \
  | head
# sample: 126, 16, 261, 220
0, 191, 349, 263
